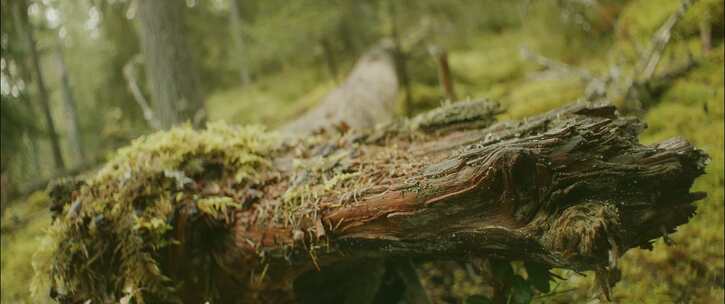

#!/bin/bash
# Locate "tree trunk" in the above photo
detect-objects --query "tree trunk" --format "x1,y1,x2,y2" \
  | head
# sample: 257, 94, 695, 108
281, 42, 399, 135
136, 0, 206, 129
388, 0, 412, 116
55, 43, 85, 163
45, 100, 708, 303
229, 0, 251, 86
13, 0, 65, 171
230, 102, 706, 302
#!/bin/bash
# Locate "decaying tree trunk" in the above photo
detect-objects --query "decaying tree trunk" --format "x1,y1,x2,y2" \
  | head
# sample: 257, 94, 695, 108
281, 41, 399, 135
222, 101, 707, 302
43, 99, 708, 303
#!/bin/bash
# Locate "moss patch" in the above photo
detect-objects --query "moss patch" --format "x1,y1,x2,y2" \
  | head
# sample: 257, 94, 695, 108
31, 122, 280, 303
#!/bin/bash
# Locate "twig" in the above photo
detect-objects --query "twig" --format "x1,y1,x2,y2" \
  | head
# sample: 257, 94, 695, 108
123, 54, 161, 130
637, 0, 692, 80
428, 44, 457, 101
520, 46, 597, 82
520, 46, 608, 101
521, 0, 693, 107
621, 0, 693, 112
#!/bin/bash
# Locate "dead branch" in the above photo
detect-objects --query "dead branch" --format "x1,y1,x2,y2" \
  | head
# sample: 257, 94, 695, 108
521, 0, 694, 109
123, 54, 162, 131
637, 0, 692, 79
429, 45, 457, 101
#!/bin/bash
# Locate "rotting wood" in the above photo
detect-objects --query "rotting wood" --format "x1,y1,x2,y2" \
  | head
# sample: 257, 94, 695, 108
41, 99, 708, 303
281, 41, 399, 135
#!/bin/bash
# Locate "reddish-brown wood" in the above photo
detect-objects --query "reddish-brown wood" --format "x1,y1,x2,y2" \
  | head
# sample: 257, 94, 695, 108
211, 102, 707, 302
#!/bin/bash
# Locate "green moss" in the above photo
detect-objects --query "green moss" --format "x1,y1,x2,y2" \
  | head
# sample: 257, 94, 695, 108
410, 99, 501, 132
1, 192, 53, 304
31, 122, 280, 303
197, 196, 240, 220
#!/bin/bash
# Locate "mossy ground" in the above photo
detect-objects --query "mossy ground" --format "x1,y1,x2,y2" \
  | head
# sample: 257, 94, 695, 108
1, 0, 722, 302
1, 191, 53, 303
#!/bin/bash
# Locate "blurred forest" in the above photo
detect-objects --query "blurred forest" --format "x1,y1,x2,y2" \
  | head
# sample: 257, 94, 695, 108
0, 0, 723, 303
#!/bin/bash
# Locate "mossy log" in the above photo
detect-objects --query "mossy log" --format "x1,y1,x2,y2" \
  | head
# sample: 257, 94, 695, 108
40, 100, 708, 303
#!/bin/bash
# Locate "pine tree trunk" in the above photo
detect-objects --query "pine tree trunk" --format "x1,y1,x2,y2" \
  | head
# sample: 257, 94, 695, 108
55, 43, 85, 163
229, 0, 251, 86
136, 0, 206, 129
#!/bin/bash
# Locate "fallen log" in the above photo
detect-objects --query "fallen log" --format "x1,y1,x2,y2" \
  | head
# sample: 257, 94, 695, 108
281, 41, 399, 135
37, 100, 708, 303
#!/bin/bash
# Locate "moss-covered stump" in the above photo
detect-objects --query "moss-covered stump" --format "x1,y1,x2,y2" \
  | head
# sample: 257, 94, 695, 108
36, 100, 708, 303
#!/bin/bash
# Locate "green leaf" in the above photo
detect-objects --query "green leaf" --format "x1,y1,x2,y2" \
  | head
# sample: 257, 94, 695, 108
524, 261, 551, 293
510, 275, 534, 304
465, 295, 493, 304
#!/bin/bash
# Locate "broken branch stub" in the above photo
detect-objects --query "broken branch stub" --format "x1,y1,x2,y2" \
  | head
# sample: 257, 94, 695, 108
40, 100, 708, 303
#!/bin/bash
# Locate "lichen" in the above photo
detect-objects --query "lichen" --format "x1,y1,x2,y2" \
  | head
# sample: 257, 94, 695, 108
31, 122, 280, 303
410, 99, 502, 132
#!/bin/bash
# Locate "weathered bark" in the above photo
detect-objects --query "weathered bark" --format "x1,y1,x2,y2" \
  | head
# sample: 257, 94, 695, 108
213, 101, 707, 302
110, 103, 710, 299
13, 0, 65, 170
46, 100, 708, 303
136, 0, 206, 129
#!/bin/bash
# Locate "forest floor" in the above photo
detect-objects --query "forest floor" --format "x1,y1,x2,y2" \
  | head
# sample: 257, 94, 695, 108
2, 0, 723, 302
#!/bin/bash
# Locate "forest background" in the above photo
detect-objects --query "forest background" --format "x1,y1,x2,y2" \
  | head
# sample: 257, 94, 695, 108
1, 0, 723, 302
